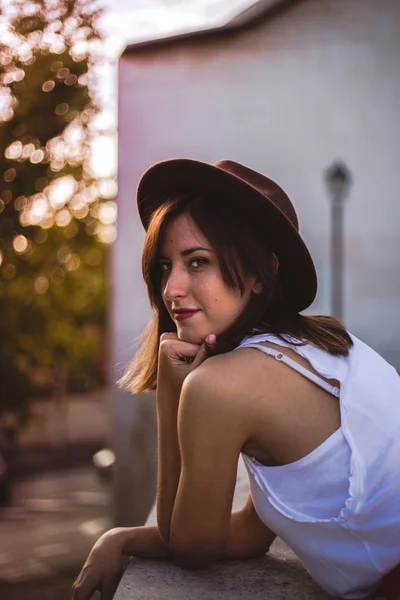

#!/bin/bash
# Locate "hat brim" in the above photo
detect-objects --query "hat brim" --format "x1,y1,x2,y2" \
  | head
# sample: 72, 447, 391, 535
137, 158, 317, 312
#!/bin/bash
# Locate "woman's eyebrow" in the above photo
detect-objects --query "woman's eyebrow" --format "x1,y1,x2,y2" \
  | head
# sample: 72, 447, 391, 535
159, 246, 213, 259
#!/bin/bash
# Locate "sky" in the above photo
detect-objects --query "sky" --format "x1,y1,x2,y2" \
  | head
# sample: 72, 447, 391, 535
98, 0, 258, 47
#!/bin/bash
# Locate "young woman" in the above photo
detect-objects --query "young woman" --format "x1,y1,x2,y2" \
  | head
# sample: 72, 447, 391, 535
72, 159, 400, 600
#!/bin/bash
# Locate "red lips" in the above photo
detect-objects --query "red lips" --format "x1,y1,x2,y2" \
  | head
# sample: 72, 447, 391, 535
173, 310, 200, 321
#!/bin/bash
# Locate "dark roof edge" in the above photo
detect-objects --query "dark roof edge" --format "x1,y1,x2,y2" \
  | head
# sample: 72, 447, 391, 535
122, 0, 299, 54
227, 0, 287, 28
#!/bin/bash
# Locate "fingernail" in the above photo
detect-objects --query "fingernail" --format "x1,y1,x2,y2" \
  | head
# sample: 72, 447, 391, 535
206, 334, 216, 344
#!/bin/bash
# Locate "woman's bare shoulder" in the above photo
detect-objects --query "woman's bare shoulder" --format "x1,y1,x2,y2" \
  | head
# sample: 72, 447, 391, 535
186, 345, 280, 402
180, 348, 276, 443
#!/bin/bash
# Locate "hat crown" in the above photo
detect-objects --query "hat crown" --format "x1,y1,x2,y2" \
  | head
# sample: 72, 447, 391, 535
214, 160, 299, 231
136, 157, 317, 311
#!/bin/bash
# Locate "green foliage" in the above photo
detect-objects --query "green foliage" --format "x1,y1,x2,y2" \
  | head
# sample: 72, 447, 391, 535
0, 0, 112, 431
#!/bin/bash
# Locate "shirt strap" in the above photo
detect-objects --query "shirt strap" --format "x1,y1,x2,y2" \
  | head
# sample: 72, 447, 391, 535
239, 343, 340, 398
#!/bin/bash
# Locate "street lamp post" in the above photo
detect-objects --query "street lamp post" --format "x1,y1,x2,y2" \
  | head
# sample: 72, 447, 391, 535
324, 161, 352, 322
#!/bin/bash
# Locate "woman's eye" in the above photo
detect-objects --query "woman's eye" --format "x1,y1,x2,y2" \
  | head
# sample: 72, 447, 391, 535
159, 258, 207, 272
190, 258, 208, 268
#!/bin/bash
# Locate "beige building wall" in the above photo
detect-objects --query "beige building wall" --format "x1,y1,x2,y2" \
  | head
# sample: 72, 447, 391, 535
116, 0, 400, 368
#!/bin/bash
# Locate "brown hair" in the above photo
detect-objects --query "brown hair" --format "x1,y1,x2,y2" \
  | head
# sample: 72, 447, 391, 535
119, 192, 353, 393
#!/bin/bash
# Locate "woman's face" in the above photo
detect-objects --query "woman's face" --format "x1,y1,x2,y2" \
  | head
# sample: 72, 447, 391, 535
159, 213, 260, 344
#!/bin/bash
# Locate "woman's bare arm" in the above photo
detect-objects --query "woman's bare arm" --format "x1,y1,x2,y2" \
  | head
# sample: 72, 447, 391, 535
156, 341, 277, 566
72, 499, 276, 600
117, 494, 275, 561
163, 354, 276, 568
156, 383, 181, 546
222, 494, 276, 560
156, 334, 214, 546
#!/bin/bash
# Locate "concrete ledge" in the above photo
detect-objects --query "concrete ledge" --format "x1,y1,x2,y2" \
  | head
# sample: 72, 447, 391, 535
114, 538, 332, 599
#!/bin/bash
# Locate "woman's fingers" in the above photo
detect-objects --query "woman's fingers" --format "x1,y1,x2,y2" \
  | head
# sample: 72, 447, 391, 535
158, 333, 216, 391
159, 332, 178, 342
159, 338, 200, 362
100, 572, 122, 600
191, 334, 216, 369
159, 333, 216, 363
71, 529, 123, 600
72, 575, 98, 600
72, 568, 120, 600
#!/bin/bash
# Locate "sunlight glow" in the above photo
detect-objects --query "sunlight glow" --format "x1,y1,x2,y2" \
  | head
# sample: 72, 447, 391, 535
97, 201, 117, 225
1, 1, 137, 245
88, 134, 117, 178
48, 175, 77, 209
99, 0, 260, 45
96, 178, 117, 199
95, 223, 116, 244
29, 196, 50, 224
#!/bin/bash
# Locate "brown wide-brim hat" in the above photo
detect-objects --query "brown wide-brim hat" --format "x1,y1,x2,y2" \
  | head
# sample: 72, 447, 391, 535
137, 158, 317, 312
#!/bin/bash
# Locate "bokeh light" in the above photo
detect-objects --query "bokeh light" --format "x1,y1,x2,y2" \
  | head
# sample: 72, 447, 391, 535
13, 68, 25, 82
13, 234, 29, 254
40, 216, 55, 229
30, 149, 45, 164
3, 263, 17, 279
55, 208, 72, 227
57, 67, 70, 79
42, 80, 55, 92
5, 140, 23, 159
55, 103, 69, 116
96, 178, 117, 199
63, 219, 79, 239
65, 73, 77, 85
96, 223, 116, 244
97, 201, 117, 225
29, 195, 50, 224
1, 190, 12, 203
57, 245, 72, 264
65, 254, 80, 271
73, 204, 89, 219
34, 275, 49, 294
14, 196, 27, 210
1, 1, 116, 264
4, 168, 16, 182
48, 175, 77, 209
22, 143, 35, 158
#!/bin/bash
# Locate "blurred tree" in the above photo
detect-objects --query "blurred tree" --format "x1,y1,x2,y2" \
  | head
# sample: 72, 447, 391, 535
0, 0, 115, 432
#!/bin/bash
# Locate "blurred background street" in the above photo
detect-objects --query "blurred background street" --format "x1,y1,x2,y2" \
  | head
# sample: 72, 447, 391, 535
0, 463, 110, 599
0, 387, 112, 599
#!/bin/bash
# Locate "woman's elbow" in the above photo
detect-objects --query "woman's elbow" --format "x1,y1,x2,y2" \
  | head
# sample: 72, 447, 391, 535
170, 541, 219, 570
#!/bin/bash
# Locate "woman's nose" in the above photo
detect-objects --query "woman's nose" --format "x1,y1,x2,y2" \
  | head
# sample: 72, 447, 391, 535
163, 267, 188, 301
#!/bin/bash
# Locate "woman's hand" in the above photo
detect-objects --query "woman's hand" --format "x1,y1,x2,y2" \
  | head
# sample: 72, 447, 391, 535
158, 332, 216, 393
71, 528, 124, 600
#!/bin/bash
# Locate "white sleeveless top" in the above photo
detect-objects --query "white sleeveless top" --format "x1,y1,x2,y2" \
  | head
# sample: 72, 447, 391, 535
235, 332, 400, 599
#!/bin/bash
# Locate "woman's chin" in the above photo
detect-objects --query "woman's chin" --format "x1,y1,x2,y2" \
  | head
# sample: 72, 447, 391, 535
177, 326, 207, 345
